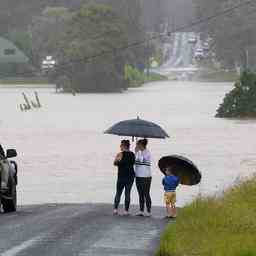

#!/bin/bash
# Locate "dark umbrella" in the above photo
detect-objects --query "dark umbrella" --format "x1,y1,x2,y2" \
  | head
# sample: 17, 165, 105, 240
158, 155, 201, 186
104, 117, 169, 139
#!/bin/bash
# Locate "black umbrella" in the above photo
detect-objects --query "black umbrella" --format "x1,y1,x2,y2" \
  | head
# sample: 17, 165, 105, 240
158, 155, 201, 186
104, 117, 169, 139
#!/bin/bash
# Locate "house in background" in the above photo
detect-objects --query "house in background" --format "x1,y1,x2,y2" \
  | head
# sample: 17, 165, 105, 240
0, 37, 30, 77
0, 37, 28, 64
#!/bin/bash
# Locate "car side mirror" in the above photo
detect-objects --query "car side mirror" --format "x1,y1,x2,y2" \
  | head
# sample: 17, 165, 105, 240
6, 149, 17, 158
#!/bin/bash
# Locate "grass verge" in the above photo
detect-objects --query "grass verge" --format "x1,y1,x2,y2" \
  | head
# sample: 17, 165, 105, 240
157, 177, 256, 256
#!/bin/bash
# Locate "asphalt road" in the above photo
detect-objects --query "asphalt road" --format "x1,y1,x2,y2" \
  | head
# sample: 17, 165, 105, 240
0, 204, 169, 256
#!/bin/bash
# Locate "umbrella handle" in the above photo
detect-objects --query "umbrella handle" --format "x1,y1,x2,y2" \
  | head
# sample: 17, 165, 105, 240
132, 137, 138, 143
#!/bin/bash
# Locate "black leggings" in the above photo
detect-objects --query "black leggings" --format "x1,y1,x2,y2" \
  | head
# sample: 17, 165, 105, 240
114, 178, 134, 211
136, 177, 152, 213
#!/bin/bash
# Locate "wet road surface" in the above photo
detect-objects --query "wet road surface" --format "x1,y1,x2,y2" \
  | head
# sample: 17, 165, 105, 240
0, 204, 168, 256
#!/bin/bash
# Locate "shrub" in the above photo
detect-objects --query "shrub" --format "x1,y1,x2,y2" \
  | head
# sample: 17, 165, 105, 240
216, 71, 256, 118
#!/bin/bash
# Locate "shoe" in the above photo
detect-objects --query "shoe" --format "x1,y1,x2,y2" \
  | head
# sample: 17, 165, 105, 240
136, 211, 144, 217
122, 211, 130, 216
144, 212, 152, 217
113, 209, 118, 215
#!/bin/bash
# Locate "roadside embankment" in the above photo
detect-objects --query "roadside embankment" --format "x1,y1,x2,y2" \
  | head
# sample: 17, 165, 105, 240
157, 177, 256, 256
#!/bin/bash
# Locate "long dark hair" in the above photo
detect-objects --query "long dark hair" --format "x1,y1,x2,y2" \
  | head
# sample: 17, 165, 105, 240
137, 138, 148, 149
121, 140, 131, 149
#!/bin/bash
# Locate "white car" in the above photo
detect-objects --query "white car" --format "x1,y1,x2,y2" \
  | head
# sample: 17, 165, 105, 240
203, 42, 210, 51
195, 48, 204, 59
188, 37, 197, 44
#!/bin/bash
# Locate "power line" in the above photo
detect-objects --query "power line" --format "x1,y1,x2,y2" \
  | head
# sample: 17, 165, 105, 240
38, 0, 256, 68
1, 0, 256, 78
171, 0, 256, 32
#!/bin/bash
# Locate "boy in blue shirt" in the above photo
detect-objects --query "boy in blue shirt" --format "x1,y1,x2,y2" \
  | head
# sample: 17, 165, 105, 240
162, 167, 180, 218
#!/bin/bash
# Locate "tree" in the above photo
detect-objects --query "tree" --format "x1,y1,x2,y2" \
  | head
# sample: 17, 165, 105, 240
30, 7, 72, 67
193, 0, 256, 69
53, 4, 130, 92
216, 72, 256, 117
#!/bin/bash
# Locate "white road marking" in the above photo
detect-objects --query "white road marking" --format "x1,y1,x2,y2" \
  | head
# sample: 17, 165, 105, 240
1, 235, 43, 256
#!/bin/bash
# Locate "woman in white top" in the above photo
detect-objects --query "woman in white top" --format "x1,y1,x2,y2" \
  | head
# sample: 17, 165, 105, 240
135, 139, 152, 217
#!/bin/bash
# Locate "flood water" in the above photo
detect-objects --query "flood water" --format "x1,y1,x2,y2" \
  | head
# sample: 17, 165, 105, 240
1, 81, 256, 207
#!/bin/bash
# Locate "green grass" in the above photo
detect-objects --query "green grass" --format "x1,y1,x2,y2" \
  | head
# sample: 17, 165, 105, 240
125, 65, 168, 88
157, 177, 256, 256
128, 72, 168, 88
146, 72, 168, 82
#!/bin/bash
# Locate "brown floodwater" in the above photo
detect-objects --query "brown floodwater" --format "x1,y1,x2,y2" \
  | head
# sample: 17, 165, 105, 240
0, 81, 255, 207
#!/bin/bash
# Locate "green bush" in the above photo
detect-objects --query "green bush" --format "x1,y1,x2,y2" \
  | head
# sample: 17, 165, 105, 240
216, 71, 256, 118
125, 64, 167, 87
124, 64, 145, 87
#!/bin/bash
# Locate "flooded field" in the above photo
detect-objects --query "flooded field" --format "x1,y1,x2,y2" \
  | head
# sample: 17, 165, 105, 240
1, 81, 255, 207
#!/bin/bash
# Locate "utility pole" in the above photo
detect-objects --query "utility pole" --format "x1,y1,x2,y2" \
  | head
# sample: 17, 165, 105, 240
246, 48, 249, 70
146, 33, 150, 78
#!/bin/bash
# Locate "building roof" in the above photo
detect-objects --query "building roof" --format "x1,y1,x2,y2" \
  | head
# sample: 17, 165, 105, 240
0, 37, 29, 64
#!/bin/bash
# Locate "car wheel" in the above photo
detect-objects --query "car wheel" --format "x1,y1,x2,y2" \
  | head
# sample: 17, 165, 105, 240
2, 183, 17, 213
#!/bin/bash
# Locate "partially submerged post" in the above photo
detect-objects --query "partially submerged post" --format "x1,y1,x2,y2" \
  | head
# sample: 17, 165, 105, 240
23, 104, 29, 111
31, 101, 38, 108
34, 91, 42, 108
20, 92, 42, 111
22, 93, 31, 110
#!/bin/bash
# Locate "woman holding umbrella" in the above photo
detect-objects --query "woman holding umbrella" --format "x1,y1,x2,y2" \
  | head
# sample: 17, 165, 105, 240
113, 140, 135, 216
135, 139, 152, 217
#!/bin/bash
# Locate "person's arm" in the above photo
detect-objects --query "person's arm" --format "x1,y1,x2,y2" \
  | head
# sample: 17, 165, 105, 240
135, 151, 143, 163
114, 152, 123, 166
162, 177, 166, 186
118, 152, 135, 166
143, 151, 151, 165
135, 151, 151, 168
131, 153, 136, 166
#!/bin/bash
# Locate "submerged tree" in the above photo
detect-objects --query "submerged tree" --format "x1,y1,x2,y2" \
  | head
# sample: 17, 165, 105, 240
54, 4, 130, 92
216, 72, 256, 118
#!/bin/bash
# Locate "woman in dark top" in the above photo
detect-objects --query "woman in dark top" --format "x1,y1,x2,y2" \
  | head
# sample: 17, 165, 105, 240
113, 140, 135, 216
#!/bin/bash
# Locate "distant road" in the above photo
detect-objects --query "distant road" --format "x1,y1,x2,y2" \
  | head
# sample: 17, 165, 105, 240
0, 204, 168, 256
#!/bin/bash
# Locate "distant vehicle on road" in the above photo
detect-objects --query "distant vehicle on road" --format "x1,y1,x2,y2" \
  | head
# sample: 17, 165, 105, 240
188, 37, 197, 44
203, 42, 210, 51
0, 145, 18, 213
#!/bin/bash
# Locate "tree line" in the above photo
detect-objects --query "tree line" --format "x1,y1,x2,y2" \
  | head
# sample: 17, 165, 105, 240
193, 0, 256, 70
0, 0, 150, 92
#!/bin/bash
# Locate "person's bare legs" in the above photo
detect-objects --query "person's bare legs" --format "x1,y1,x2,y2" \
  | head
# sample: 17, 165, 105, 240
170, 203, 177, 218
166, 203, 172, 217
